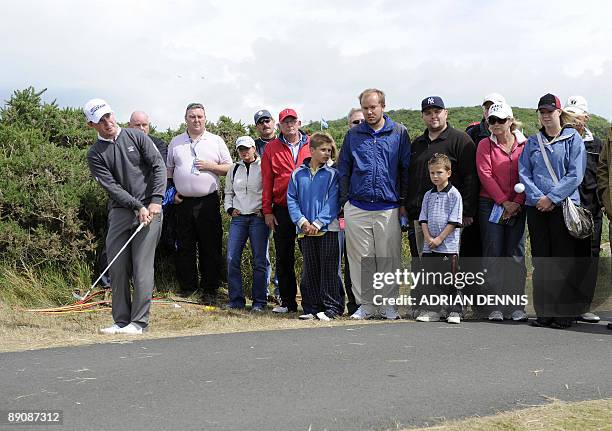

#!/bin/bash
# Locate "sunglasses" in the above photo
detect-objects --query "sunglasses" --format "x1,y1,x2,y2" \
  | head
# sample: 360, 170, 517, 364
257, 118, 272, 125
488, 116, 508, 125
351, 119, 364, 125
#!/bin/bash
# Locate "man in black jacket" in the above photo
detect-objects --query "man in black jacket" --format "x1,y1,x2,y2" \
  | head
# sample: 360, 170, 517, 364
565, 95, 604, 323
253, 109, 279, 304
407, 96, 479, 318
129, 110, 168, 165
407, 96, 479, 254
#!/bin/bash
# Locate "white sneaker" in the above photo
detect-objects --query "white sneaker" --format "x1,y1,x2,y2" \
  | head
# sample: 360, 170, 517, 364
272, 306, 289, 314
488, 310, 504, 321
579, 312, 600, 323
117, 323, 144, 335
298, 313, 315, 320
99, 324, 123, 335
416, 311, 440, 322
350, 306, 373, 320
380, 306, 400, 320
511, 310, 528, 321
447, 312, 461, 324
316, 312, 331, 321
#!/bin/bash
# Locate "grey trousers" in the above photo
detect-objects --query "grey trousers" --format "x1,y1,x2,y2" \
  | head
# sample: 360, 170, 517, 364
344, 202, 401, 313
107, 207, 161, 328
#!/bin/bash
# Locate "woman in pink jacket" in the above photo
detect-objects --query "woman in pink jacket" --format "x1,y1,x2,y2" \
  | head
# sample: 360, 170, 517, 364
476, 102, 528, 322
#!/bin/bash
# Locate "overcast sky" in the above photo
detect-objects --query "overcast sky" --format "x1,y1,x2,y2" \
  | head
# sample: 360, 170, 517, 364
1, 0, 611, 130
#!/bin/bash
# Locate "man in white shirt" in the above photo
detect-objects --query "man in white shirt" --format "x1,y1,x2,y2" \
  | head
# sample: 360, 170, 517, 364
167, 103, 232, 303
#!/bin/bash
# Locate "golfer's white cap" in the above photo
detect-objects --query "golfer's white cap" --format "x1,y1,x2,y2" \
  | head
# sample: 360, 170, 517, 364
83, 98, 113, 123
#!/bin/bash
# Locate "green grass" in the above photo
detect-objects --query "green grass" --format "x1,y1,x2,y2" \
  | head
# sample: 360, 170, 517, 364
404, 398, 612, 431
0, 263, 91, 308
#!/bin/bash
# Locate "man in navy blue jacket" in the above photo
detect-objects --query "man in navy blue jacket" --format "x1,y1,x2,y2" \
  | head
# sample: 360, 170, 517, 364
338, 88, 411, 320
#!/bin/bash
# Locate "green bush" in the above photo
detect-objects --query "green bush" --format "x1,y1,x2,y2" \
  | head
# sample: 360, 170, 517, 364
0, 89, 106, 272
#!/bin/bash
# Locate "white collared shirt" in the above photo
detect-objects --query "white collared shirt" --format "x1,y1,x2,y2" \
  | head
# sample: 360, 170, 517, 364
97, 127, 122, 143
167, 130, 232, 197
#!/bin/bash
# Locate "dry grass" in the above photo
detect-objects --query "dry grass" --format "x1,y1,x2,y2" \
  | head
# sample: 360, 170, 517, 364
404, 398, 612, 431
0, 298, 390, 353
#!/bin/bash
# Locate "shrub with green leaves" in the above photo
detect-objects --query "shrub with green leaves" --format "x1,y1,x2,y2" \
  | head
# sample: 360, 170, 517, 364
0, 88, 105, 271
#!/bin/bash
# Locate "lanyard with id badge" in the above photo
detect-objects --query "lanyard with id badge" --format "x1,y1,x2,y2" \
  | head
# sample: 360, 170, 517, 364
190, 136, 200, 175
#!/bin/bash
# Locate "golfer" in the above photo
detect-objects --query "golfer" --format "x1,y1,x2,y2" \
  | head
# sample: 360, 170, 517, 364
85, 98, 166, 335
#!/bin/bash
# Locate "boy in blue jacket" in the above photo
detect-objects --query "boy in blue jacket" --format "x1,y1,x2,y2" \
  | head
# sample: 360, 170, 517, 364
287, 132, 344, 320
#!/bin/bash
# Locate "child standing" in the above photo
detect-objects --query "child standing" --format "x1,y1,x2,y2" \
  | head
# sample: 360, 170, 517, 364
287, 133, 344, 320
416, 153, 463, 324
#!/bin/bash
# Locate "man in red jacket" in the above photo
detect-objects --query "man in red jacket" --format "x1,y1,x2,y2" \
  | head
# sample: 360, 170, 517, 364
261, 108, 310, 313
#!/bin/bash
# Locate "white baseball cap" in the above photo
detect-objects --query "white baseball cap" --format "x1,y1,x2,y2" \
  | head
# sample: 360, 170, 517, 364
483, 92, 506, 106
235, 136, 256, 149
564, 95, 588, 115
83, 98, 113, 123
488, 102, 513, 119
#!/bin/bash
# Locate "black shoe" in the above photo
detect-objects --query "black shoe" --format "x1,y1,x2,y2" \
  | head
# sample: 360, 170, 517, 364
530, 317, 553, 327
607, 323, 612, 330
347, 303, 358, 316
550, 318, 572, 329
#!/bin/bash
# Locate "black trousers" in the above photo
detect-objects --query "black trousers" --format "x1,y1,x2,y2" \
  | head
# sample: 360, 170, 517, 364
174, 193, 222, 294
414, 252, 462, 314
574, 210, 602, 313
272, 205, 298, 311
341, 235, 357, 315
300, 232, 344, 317
526, 206, 593, 318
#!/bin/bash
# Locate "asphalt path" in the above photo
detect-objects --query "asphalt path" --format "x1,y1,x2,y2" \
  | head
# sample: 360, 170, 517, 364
1, 319, 611, 431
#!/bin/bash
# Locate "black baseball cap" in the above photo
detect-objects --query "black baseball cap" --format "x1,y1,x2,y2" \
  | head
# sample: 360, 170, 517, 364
421, 96, 445, 111
254, 109, 272, 124
537, 93, 561, 111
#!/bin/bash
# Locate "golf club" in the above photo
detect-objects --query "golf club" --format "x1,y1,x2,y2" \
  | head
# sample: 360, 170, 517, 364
73, 221, 146, 301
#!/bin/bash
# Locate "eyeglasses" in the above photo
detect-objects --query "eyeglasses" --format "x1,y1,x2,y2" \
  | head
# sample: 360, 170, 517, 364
488, 116, 508, 125
257, 118, 272, 125
351, 119, 364, 125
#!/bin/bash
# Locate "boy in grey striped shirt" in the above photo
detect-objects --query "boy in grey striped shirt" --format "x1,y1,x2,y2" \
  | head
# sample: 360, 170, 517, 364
416, 154, 463, 324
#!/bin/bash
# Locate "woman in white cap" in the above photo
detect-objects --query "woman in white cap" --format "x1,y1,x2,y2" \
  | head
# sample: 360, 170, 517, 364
224, 136, 269, 311
564, 96, 603, 324
476, 102, 528, 322
519, 93, 587, 329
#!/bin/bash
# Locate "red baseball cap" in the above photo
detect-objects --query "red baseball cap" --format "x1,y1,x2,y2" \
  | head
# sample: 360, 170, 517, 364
279, 108, 298, 123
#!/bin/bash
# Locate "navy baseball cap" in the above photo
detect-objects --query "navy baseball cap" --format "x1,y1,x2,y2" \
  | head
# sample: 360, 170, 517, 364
421, 96, 445, 111
254, 109, 272, 124
537, 93, 561, 112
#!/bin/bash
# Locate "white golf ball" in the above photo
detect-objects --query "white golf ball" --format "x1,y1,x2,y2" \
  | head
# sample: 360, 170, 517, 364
514, 183, 525, 193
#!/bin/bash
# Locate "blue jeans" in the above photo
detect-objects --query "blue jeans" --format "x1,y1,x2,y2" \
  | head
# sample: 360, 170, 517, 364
227, 215, 270, 308
478, 197, 527, 316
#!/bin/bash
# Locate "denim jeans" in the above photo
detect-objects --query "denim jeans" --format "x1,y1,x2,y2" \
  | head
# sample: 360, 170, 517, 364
478, 197, 527, 316
227, 215, 270, 308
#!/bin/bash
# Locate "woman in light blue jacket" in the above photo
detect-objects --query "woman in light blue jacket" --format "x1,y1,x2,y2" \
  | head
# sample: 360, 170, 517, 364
519, 93, 588, 329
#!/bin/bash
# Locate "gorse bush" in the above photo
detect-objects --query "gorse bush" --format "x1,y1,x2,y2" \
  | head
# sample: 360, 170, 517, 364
0, 88, 106, 270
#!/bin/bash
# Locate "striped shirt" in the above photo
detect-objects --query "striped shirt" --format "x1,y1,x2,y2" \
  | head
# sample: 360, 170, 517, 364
418, 183, 462, 254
